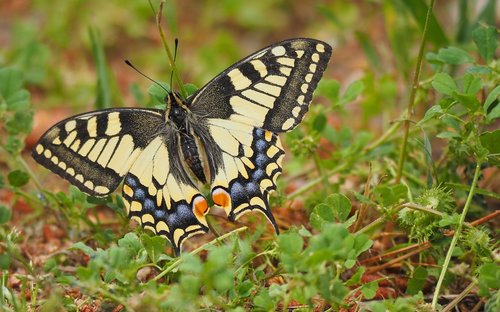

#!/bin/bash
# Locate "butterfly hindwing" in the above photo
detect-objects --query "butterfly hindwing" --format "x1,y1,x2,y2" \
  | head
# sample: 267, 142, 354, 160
189, 38, 332, 133
32, 108, 165, 196
206, 119, 284, 230
121, 135, 209, 254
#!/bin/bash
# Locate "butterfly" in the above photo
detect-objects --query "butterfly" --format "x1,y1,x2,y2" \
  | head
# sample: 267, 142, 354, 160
32, 38, 332, 254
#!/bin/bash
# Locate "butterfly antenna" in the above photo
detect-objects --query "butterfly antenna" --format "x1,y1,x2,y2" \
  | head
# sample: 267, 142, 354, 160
170, 38, 179, 92
124, 60, 170, 94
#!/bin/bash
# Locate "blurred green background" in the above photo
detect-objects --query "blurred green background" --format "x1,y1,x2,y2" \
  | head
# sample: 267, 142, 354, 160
0, 0, 464, 109
2, 0, 495, 137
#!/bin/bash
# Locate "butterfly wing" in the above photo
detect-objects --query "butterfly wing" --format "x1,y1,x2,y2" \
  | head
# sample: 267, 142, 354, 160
205, 119, 284, 230
189, 38, 332, 132
33, 108, 209, 253
189, 38, 331, 229
32, 108, 165, 196
121, 135, 209, 255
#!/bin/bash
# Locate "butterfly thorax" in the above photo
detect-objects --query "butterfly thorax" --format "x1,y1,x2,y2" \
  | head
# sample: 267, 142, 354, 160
166, 92, 209, 184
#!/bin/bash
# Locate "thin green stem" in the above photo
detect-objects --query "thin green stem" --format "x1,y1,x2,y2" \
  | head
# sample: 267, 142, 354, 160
395, 0, 435, 183
153, 226, 248, 281
431, 161, 482, 308
356, 217, 385, 235
18, 155, 43, 192
364, 121, 401, 152
155, 0, 187, 98
313, 153, 329, 190
397, 203, 444, 217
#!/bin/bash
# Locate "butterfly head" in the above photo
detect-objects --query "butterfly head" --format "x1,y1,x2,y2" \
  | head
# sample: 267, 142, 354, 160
166, 92, 190, 124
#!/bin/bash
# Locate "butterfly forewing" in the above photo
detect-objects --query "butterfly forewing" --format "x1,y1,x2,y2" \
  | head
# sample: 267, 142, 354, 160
189, 38, 332, 132
32, 108, 165, 196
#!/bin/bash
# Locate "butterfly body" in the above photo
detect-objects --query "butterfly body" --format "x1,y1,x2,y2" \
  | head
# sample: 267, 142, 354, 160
166, 92, 209, 184
33, 38, 332, 254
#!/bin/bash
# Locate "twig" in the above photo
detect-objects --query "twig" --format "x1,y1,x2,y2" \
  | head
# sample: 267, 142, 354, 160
441, 281, 477, 312
153, 0, 187, 98
359, 241, 430, 265
352, 163, 372, 232
364, 244, 430, 274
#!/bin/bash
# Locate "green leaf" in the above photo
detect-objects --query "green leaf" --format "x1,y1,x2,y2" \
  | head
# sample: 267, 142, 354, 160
373, 184, 408, 207
0, 205, 12, 224
341, 80, 364, 104
436, 131, 460, 139
253, 289, 275, 310
71, 242, 96, 257
118, 232, 143, 255
89, 27, 111, 109
436, 46, 474, 65
484, 85, 500, 122
355, 30, 381, 70
466, 65, 492, 75
7, 169, 30, 187
236, 280, 254, 298
480, 130, 500, 154
5, 110, 33, 135
317, 79, 340, 104
420, 105, 443, 124
141, 234, 166, 264
452, 91, 480, 112
6, 90, 30, 111
478, 263, 500, 296
0, 253, 11, 270
461, 73, 482, 95
278, 232, 303, 255
361, 281, 378, 299
0, 67, 24, 100
432, 73, 457, 96
76, 267, 95, 281
184, 83, 198, 97
310, 194, 352, 229
147, 82, 170, 106
472, 26, 498, 63
480, 130, 500, 166
406, 267, 428, 295
345, 266, 365, 286
313, 112, 327, 132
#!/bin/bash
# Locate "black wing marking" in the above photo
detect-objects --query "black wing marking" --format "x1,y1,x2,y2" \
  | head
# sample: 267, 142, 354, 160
189, 38, 332, 133
32, 108, 165, 196
121, 134, 209, 254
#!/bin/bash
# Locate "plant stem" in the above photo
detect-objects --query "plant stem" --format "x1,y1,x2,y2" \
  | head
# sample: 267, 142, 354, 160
155, 0, 187, 99
364, 121, 401, 152
395, 0, 435, 183
441, 280, 477, 312
431, 161, 482, 308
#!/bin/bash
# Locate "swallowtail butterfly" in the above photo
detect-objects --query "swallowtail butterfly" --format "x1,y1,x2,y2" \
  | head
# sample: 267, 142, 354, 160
32, 38, 332, 254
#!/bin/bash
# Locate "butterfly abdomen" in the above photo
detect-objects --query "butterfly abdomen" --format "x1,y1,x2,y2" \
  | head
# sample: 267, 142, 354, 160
167, 92, 209, 184
179, 132, 207, 184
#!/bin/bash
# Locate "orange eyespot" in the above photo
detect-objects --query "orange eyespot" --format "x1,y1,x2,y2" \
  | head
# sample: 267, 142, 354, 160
193, 196, 209, 219
212, 188, 231, 209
